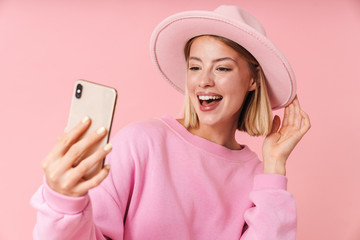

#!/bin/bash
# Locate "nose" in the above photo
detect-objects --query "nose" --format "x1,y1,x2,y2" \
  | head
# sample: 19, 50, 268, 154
198, 70, 215, 88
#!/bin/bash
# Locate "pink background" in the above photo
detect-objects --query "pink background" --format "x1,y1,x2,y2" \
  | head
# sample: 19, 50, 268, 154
1, 0, 360, 239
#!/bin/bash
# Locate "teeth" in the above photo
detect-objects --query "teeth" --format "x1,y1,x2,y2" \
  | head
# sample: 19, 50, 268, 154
198, 95, 222, 101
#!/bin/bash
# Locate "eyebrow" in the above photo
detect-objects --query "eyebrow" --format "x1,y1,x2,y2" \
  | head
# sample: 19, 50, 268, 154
189, 56, 237, 63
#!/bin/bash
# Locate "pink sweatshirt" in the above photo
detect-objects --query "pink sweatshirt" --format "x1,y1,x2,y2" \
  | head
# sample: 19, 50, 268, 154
31, 115, 297, 240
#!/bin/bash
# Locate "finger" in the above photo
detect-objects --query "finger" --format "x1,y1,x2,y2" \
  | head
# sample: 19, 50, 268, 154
286, 100, 295, 126
72, 143, 112, 181
299, 109, 311, 135
269, 115, 281, 135
292, 97, 302, 129
56, 116, 91, 155
282, 104, 290, 127
62, 126, 108, 168
73, 164, 111, 196
42, 116, 91, 169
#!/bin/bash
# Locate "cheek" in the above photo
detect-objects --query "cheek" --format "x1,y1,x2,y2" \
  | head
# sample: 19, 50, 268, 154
186, 74, 197, 92
220, 76, 249, 95
186, 77, 198, 102
220, 77, 250, 106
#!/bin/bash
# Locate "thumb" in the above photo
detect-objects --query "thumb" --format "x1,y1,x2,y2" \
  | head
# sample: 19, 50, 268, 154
268, 115, 281, 136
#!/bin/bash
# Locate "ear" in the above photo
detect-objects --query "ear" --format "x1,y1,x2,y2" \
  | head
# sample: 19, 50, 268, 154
248, 66, 260, 92
248, 77, 257, 91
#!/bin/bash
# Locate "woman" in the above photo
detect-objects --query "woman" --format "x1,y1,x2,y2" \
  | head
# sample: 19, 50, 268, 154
31, 5, 310, 240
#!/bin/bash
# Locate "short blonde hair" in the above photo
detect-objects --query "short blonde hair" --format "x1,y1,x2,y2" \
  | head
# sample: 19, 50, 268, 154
183, 35, 273, 136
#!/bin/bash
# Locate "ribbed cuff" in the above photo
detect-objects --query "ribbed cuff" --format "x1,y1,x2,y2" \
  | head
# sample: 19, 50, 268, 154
253, 174, 288, 191
43, 177, 90, 215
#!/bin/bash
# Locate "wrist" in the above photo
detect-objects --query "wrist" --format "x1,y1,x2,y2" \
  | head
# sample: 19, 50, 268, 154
263, 158, 286, 176
43, 177, 89, 214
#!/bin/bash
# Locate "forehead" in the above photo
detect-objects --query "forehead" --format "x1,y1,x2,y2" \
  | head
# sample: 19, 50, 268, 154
190, 36, 234, 52
189, 36, 248, 63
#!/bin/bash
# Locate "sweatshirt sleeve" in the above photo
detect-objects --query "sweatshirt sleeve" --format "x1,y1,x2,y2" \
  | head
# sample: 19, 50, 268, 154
240, 174, 297, 240
30, 180, 109, 240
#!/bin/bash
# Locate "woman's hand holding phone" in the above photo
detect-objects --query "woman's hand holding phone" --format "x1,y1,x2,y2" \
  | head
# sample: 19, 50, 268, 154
41, 116, 112, 197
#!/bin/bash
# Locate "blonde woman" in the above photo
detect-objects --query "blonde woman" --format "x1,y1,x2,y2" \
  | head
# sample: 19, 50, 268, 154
32, 5, 310, 240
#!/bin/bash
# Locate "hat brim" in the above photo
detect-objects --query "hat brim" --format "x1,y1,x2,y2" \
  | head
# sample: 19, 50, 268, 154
150, 10, 296, 109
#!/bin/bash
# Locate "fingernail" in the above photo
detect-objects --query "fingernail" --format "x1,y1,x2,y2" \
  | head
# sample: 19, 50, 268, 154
104, 143, 112, 152
97, 127, 106, 135
82, 116, 90, 123
104, 164, 111, 170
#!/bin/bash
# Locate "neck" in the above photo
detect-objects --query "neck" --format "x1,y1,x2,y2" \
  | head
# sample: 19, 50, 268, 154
178, 118, 242, 150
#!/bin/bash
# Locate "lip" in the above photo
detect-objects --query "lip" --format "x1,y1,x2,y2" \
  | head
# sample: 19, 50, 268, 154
196, 91, 223, 112
196, 92, 222, 97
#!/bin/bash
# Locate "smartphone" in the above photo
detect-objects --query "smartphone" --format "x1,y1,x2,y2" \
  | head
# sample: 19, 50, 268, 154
66, 79, 117, 179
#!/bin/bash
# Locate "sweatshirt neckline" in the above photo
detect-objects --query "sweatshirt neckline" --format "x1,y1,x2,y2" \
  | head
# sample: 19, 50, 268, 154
159, 115, 257, 161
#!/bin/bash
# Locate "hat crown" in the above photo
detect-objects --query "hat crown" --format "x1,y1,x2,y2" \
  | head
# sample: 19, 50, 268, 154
214, 5, 266, 36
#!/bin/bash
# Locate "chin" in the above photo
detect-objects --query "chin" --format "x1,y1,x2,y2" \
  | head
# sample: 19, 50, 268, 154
196, 108, 240, 128
196, 112, 223, 127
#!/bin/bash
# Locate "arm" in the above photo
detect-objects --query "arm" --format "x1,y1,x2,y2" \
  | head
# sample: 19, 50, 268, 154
31, 158, 127, 240
31, 182, 108, 240
30, 117, 113, 240
240, 174, 296, 240
241, 96, 310, 239
31, 118, 140, 240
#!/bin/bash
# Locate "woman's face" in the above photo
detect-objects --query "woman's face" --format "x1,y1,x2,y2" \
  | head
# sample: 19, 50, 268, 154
186, 36, 256, 128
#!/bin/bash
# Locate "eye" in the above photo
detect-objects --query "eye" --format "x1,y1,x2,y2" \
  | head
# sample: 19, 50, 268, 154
217, 67, 232, 72
189, 66, 200, 71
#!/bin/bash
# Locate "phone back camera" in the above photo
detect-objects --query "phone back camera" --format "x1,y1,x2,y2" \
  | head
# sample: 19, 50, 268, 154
75, 84, 83, 99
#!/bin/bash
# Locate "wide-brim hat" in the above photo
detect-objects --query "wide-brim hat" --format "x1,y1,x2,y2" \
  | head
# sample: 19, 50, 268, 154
150, 5, 296, 109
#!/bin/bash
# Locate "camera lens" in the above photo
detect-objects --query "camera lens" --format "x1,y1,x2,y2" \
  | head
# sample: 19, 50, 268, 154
75, 84, 83, 99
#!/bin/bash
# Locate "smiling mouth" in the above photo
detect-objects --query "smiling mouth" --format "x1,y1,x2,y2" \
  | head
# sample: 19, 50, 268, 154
198, 95, 223, 107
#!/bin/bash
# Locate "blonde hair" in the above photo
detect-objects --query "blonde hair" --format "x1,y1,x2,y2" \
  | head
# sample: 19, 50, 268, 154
183, 35, 273, 136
